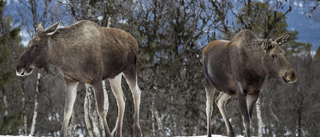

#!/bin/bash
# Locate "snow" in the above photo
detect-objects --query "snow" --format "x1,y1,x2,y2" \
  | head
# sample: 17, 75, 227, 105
0, 136, 30, 137
175, 135, 244, 137
0, 134, 248, 137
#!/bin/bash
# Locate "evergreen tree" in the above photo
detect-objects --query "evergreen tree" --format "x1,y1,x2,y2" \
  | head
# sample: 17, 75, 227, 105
237, 1, 313, 56
0, 0, 23, 134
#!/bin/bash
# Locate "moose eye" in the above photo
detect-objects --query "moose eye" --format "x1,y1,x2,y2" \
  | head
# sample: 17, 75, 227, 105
271, 54, 277, 60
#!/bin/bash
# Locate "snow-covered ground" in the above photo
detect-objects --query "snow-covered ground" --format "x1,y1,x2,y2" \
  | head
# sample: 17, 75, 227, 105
0, 134, 248, 137
175, 135, 245, 137
0, 136, 30, 137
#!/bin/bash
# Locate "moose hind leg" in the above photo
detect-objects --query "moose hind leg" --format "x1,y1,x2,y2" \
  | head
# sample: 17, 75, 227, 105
204, 78, 215, 137
61, 80, 78, 137
91, 81, 112, 137
215, 92, 234, 137
124, 67, 142, 137
109, 73, 126, 137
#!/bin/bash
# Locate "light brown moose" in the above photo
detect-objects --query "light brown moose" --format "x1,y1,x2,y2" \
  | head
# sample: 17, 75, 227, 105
16, 20, 142, 137
202, 30, 297, 137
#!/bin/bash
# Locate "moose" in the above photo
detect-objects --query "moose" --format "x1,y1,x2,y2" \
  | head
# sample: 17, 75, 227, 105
202, 30, 297, 137
16, 20, 142, 137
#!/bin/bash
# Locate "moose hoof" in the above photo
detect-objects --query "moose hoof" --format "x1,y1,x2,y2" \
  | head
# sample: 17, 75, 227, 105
112, 129, 121, 137
133, 124, 142, 137
228, 132, 235, 137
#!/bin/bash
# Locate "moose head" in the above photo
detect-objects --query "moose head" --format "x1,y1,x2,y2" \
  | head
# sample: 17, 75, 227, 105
16, 21, 60, 76
261, 33, 297, 83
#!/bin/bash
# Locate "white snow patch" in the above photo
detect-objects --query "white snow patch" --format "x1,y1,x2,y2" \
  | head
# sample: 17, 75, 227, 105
175, 135, 245, 137
119, 19, 127, 24
97, 16, 103, 21
57, 24, 66, 29
0, 135, 31, 137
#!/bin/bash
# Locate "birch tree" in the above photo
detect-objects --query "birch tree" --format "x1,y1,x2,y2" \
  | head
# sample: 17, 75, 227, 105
29, 73, 41, 136
58, 0, 117, 136
17, 0, 57, 135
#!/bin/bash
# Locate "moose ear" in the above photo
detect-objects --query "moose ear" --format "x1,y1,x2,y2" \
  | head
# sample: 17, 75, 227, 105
261, 39, 272, 52
275, 33, 292, 46
44, 20, 61, 35
36, 23, 44, 33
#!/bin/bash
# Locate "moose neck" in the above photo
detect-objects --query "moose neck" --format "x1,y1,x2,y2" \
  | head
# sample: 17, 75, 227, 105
245, 47, 267, 78
47, 34, 76, 69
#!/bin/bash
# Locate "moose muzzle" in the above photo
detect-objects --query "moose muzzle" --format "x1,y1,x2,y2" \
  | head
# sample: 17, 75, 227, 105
16, 65, 34, 77
282, 69, 297, 83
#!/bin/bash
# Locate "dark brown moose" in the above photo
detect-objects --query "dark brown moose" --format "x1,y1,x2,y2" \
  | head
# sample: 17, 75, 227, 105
16, 20, 142, 137
202, 30, 297, 137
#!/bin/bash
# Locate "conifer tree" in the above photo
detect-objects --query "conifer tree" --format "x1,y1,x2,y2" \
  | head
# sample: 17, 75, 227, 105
0, 0, 23, 134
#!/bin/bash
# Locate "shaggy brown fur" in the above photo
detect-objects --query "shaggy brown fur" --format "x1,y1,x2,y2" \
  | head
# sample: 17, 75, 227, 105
17, 20, 142, 137
202, 29, 297, 137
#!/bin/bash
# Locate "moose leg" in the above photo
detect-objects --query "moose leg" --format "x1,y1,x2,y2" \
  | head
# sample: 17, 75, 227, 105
60, 79, 78, 137
246, 92, 259, 124
204, 78, 215, 137
109, 73, 126, 137
215, 92, 234, 137
124, 68, 142, 137
236, 82, 250, 137
91, 81, 112, 137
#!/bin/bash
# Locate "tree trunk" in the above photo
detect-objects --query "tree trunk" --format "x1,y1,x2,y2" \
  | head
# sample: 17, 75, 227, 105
101, 80, 109, 136
85, 84, 102, 137
155, 109, 165, 137
29, 73, 41, 136
20, 78, 27, 135
107, 17, 112, 28
102, 80, 109, 114
67, 107, 77, 136
256, 98, 263, 137
84, 85, 94, 137
151, 93, 156, 136
82, 2, 112, 134
2, 87, 8, 118
247, 0, 252, 30
151, 108, 156, 137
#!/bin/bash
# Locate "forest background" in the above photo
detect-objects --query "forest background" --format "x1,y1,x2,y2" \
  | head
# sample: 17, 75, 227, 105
0, 0, 320, 136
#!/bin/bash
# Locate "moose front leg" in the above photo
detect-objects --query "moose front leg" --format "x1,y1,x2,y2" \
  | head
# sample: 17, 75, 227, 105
60, 79, 78, 137
246, 92, 259, 124
236, 82, 250, 137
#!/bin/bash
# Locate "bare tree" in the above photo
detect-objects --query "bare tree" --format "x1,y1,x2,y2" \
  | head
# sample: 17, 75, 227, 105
2, 0, 319, 136
16, 0, 58, 135
29, 73, 41, 136
58, 1, 117, 136
303, 0, 320, 22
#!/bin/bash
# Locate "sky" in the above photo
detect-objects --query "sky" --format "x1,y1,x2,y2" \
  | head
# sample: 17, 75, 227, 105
286, 1, 320, 50
5, 0, 320, 51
